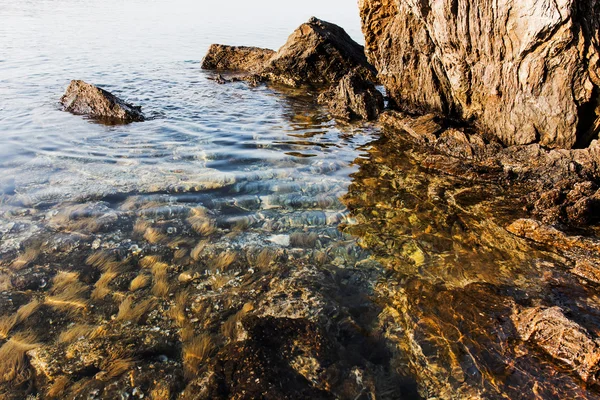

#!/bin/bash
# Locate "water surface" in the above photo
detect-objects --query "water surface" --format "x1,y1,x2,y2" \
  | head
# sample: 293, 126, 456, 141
2, 1, 600, 399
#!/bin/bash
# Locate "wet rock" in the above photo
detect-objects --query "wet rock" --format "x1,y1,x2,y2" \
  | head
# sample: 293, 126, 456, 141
380, 111, 442, 144
532, 181, 600, 226
317, 70, 383, 121
505, 218, 600, 286
573, 260, 600, 284
201, 44, 275, 73
206, 316, 336, 399
512, 306, 600, 382
344, 133, 600, 397
506, 218, 600, 254
377, 279, 587, 399
359, 0, 600, 148
60, 80, 145, 123
10, 267, 49, 291
379, 107, 600, 227
435, 129, 474, 159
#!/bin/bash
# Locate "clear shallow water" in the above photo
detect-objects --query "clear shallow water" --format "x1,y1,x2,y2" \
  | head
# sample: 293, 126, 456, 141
0, 0, 369, 251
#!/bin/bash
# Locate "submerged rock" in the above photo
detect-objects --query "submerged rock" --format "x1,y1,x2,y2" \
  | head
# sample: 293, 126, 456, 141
512, 306, 600, 382
60, 80, 145, 123
506, 218, 600, 254
318, 70, 383, 121
379, 109, 600, 227
201, 44, 275, 74
359, 0, 600, 148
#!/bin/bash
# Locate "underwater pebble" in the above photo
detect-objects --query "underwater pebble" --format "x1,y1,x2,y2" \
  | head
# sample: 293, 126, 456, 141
178, 272, 194, 283
268, 234, 290, 247
157, 355, 169, 363
332, 257, 346, 267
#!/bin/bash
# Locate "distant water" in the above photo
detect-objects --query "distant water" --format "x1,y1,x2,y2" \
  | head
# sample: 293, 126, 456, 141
0, 0, 370, 252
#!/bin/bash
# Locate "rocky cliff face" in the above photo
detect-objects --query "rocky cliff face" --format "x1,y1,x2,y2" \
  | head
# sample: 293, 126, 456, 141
359, 0, 600, 149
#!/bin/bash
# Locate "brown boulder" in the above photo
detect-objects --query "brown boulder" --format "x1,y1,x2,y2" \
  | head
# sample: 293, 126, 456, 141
201, 44, 275, 74
317, 70, 383, 121
260, 17, 376, 87
60, 80, 144, 123
359, 0, 600, 148
505, 218, 600, 253
202, 17, 377, 88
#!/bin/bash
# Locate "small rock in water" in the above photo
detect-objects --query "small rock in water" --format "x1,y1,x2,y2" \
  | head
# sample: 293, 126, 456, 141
60, 80, 145, 123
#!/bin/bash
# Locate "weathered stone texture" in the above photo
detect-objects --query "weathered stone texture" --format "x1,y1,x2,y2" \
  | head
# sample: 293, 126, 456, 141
512, 306, 600, 382
201, 45, 275, 73
261, 17, 376, 87
318, 70, 384, 121
359, 0, 600, 148
202, 17, 377, 88
60, 80, 144, 123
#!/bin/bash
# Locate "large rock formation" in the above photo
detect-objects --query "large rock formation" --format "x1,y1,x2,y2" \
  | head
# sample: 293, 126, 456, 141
359, 0, 600, 149
60, 80, 145, 123
202, 17, 377, 88
201, 17, 382, 120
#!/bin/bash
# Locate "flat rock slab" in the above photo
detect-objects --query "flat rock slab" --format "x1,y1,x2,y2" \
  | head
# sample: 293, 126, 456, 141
60, 80, 145, 123
201, 45, 275, 74
380, 111, 442, 143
